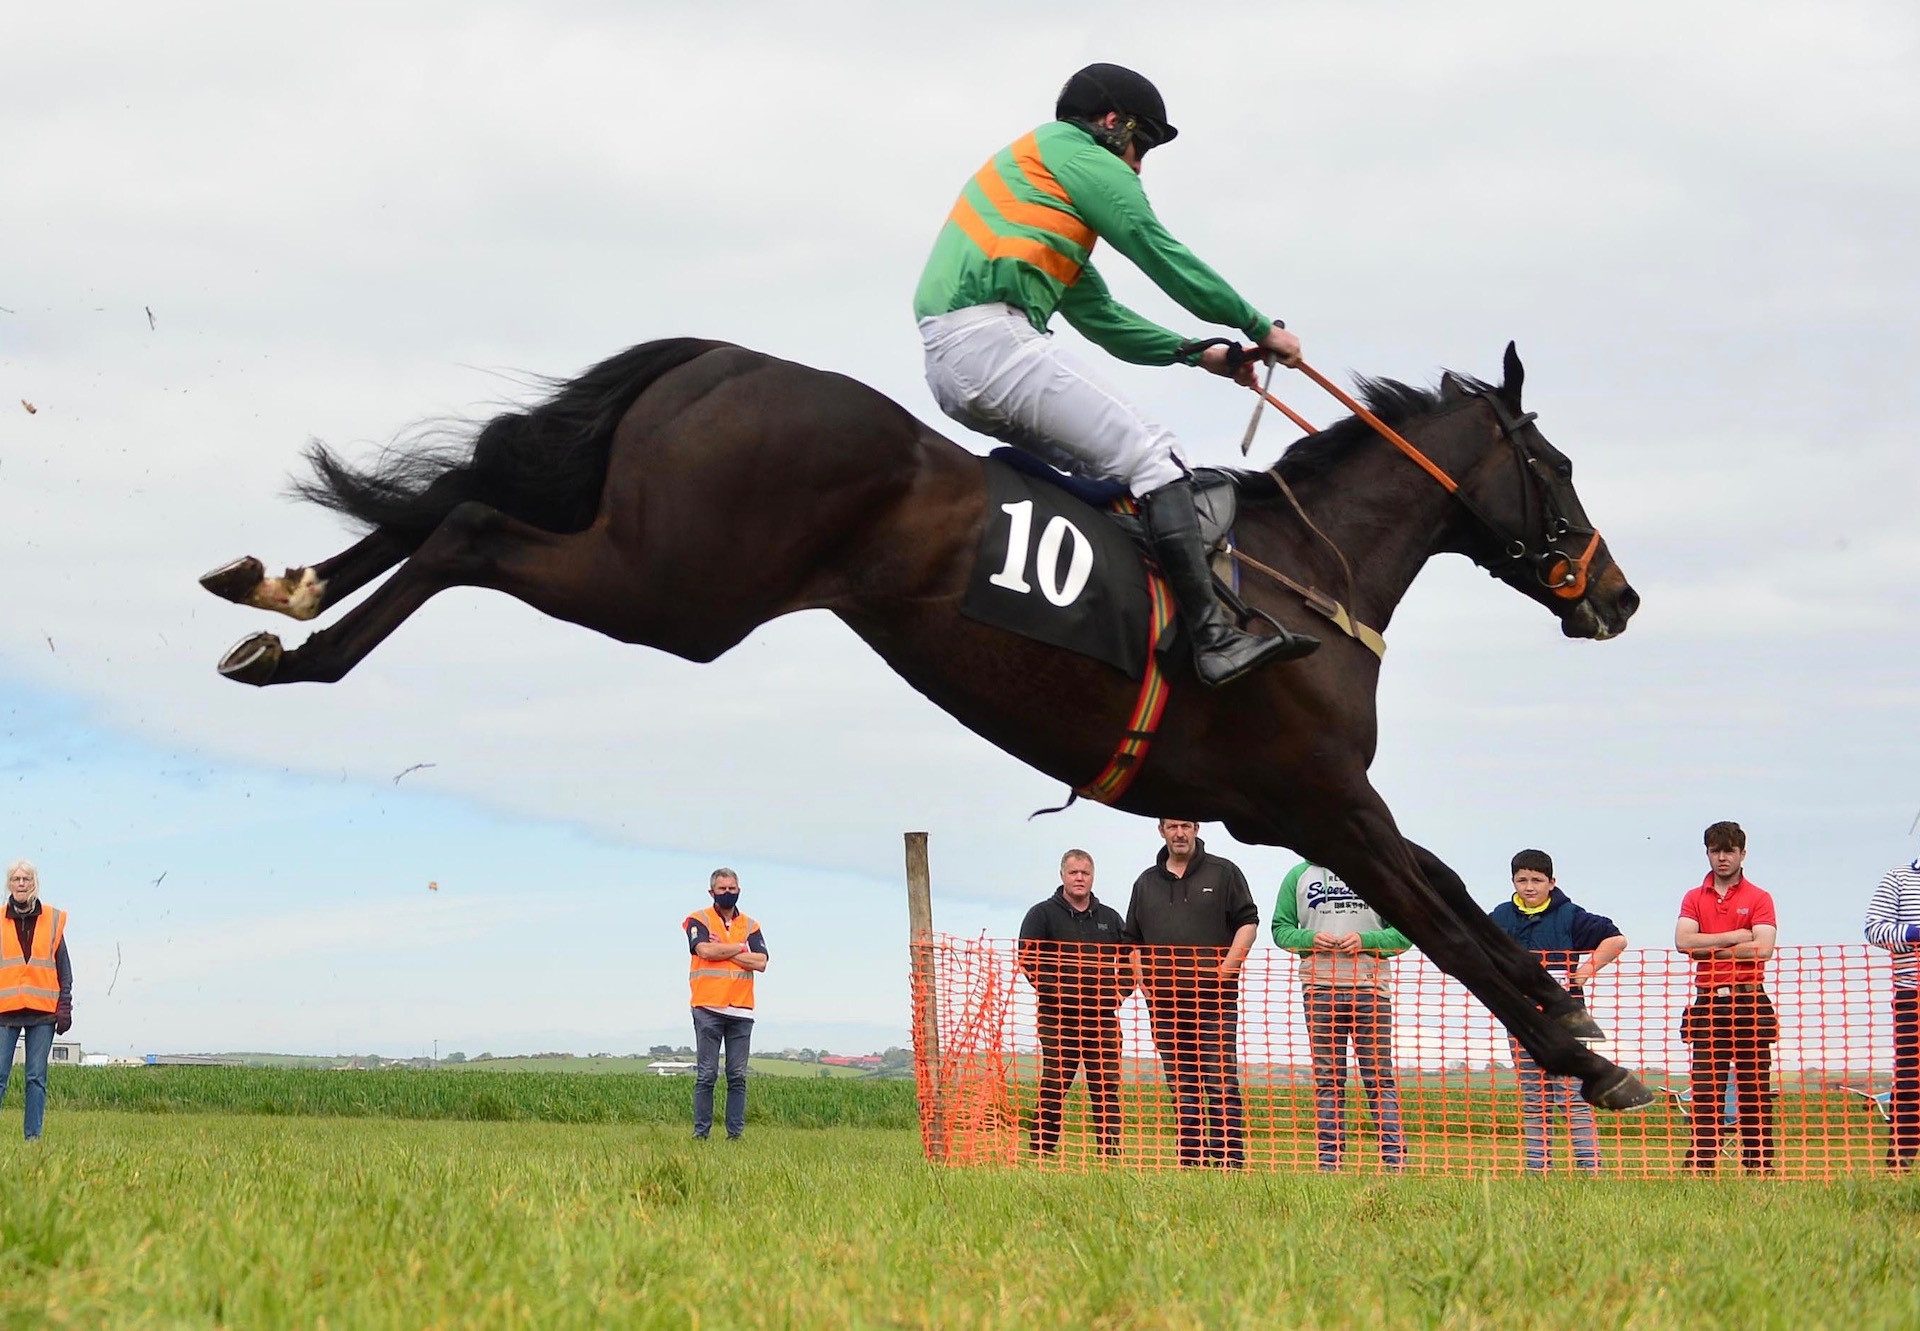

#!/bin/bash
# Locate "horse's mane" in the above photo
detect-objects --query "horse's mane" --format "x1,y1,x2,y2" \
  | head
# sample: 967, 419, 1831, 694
1264, 372, 1493, 486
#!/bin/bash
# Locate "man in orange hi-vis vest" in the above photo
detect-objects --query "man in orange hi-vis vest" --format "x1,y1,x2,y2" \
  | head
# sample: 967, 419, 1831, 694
1, 859, 73, 1142
683, 868, 768, 1141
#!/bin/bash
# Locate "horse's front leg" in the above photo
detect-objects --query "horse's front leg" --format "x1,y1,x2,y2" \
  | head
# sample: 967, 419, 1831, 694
1407, 841, 1606, 1043
1302, 797, 1650, 1112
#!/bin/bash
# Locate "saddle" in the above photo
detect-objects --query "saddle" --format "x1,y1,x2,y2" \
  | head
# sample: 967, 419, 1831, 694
988, 448, 1240, 551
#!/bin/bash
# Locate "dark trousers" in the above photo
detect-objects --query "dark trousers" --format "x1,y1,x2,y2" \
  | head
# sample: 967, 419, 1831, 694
1147, 982, 1243, 1168
1303, 988, 1404, 1170
1891, 990, 1919, 1170
1684, 989, 1776, 1172
1032, 1006, 1121, 1155
692, 1008, 753, 1139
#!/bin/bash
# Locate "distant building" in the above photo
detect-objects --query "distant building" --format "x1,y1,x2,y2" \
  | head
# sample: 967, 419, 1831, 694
819, 1054, 884, 1069
143, 1054, 244, 1067
646, 1060, 697, 1077
12, 1040, 80, 1067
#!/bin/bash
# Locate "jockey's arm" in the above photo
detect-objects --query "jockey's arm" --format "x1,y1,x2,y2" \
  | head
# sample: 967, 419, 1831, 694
1057, 263, 1191, 365
1054, 148, 1274, 344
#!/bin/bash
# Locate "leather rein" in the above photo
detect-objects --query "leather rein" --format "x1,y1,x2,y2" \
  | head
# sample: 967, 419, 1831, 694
1049, 350, 1603, 814
1228, 346, 1605, 605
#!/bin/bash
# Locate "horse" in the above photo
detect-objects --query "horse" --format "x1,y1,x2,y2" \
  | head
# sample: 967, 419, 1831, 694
200, 337, 1651, 1111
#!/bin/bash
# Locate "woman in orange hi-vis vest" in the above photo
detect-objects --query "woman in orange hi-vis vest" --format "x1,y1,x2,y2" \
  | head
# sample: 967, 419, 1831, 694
683, 868, 768, 1141
1, 860, 73, 1141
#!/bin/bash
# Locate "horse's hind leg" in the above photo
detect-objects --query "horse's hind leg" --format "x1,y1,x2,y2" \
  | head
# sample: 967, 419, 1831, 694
216, 499, 741, 686
201, 529, 415, 622
217, 504, 571, 685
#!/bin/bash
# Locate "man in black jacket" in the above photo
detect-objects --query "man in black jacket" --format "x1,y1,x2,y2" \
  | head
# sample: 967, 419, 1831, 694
1121, 818, 1259, 1168
1017, 849, 1131, 1158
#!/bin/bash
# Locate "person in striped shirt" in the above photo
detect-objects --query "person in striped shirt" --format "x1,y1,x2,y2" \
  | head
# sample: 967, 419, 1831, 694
1864, 857, 1920, 1171
914, 63, 1320, 687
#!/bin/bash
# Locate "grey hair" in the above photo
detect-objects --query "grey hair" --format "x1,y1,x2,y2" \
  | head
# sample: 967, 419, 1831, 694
708, 867, 739, 888
1060, 849, 1094, 869
5, 859, 38, 891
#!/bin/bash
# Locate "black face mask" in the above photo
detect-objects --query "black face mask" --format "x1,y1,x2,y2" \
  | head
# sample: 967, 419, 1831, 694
711, 891, 740, 912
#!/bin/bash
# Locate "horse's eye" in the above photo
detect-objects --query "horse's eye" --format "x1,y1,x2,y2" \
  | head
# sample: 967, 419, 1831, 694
1556, 462, 1572, 481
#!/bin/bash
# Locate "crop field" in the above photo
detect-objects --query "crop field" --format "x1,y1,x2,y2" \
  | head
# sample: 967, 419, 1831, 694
209, 1053, 884, 1078
2, 1070, 1915, 1329
50, 1066, 915, 1128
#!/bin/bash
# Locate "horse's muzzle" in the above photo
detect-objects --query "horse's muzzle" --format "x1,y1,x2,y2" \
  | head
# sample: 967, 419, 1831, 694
1562, 567, 1638, 641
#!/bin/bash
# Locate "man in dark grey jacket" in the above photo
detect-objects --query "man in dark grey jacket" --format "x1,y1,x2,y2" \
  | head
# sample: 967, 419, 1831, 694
1121, 818, 1259, 1168
1017, 849, 1131, 1158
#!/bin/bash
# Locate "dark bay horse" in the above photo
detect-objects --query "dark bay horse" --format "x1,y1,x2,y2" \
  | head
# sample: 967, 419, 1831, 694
201, 337, 1651, 1110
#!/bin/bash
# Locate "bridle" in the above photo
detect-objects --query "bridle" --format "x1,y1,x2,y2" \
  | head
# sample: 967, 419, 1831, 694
1232, 349, 1605, 602
1454, 379, 1602, 600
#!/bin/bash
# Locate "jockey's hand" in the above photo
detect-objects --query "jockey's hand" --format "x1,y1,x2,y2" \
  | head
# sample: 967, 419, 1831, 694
1257, 324, 1303, 368
1199, 343, 1260, 388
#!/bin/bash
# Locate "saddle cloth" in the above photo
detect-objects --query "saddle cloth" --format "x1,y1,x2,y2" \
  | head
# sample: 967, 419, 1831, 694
961, 451, 1243, 677
961, 456, 1157, 678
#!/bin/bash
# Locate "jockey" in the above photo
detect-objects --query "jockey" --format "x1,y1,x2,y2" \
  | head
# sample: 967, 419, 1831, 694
915, 63, 1319, 686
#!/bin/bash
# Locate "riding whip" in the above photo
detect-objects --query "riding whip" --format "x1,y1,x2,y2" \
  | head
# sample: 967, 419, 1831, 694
1239, 357, 1277, 456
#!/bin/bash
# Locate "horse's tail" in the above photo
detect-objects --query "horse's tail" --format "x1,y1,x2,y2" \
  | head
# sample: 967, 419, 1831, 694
292, 338, 726, 536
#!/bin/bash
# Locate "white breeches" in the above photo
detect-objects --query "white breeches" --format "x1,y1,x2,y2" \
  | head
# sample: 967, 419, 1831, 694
918, 303, 1188, 497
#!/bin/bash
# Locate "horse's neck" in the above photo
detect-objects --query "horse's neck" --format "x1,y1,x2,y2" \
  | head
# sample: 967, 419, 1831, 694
1274, 414, 1478, 631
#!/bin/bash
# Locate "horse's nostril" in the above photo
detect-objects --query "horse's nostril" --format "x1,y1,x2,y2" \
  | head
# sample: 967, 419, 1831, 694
1618, 585, 1641, 618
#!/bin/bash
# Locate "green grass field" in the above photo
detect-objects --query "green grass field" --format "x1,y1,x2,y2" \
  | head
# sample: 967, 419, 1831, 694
2, 1071, 1915, 1328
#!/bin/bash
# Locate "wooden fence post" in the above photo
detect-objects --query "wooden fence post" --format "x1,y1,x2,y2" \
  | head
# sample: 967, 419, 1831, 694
904, 831, 947, 1159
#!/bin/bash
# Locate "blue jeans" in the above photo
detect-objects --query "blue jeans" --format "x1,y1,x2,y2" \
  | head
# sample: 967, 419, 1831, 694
1510, 1039, 1600, 1171
692, 1008, 753, 1139
1304, 988, 1405, 1170
0, 1023, 54, 1140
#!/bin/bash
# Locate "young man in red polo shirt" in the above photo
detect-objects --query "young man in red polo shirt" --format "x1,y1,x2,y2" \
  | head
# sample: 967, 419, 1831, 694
1673, 821, 1780, 1174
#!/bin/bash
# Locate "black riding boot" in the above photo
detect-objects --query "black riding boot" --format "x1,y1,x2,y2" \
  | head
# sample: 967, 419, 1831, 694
1143, 479, 1319, 686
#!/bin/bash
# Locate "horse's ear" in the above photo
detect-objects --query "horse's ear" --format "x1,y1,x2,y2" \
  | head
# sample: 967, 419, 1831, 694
1500, 341, 1524, 408
1439, 371, 1469, 402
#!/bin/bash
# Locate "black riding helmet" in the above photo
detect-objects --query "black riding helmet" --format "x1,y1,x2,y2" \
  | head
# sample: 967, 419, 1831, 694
1055, 63, 1178, 156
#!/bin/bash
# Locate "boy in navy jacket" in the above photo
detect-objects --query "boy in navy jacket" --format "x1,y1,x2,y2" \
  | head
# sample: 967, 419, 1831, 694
1489, 849, 1627, 1172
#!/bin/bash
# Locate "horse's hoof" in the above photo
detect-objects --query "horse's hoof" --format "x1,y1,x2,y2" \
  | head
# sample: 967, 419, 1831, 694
200, 556, 264, 603
1583, 1066, 1655, 1112
1557, 1005, 1608, 1043
218, 632, 283, 686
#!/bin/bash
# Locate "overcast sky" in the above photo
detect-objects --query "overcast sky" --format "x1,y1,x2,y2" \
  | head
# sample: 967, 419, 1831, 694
4, 2, 1917, 1057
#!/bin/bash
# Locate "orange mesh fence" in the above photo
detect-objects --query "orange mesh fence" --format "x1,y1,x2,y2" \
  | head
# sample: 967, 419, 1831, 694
909, 939, 1917, 1178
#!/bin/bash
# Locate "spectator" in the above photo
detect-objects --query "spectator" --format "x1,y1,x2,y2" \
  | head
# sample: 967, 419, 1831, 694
1017, 849, 1131, 1158
682, 868, 767, 1141
0, 859, 73, 1142
1674, 821, 1778, 1174
1864, 853, 1920, 1171
1272, 861, 1409, 1172
1121, 818, 1258, 1168
1487, 849, 1627, 1173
